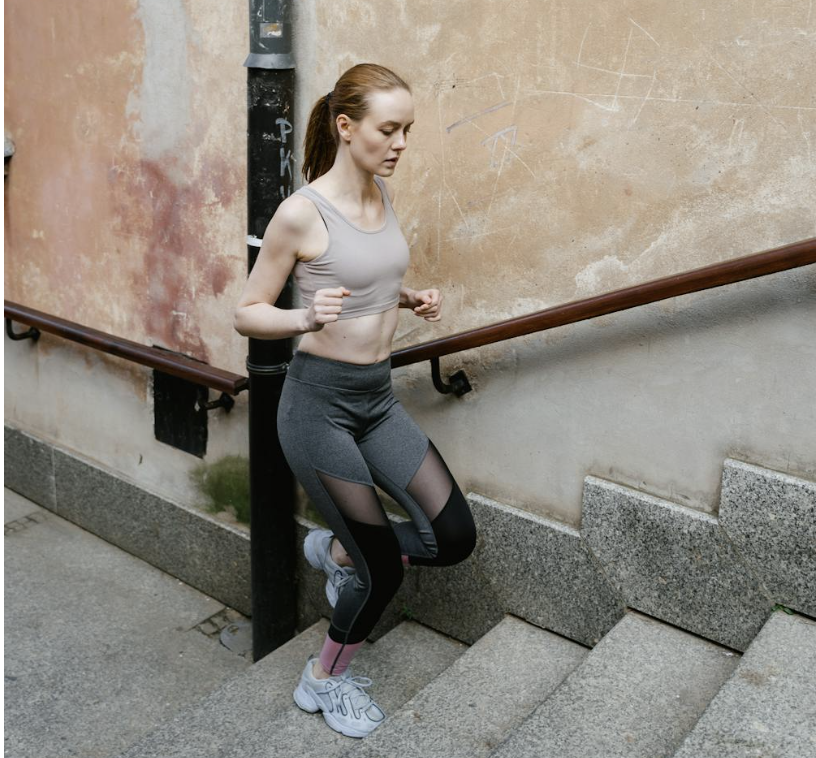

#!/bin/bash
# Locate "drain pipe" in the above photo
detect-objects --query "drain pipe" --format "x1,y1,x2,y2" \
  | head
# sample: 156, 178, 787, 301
242, 0, 296, 663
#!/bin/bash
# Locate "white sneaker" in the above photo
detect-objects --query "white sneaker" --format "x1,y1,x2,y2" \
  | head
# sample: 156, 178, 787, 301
304, 528, 356, 607
293, 654, 386, 738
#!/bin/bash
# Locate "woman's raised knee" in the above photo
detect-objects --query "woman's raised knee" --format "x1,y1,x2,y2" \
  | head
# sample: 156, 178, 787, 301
433, 486, 477, 566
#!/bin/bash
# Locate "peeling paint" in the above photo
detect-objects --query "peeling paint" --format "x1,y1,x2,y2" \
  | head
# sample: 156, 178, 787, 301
128, 0, 192, 171
575, 254, 629, 293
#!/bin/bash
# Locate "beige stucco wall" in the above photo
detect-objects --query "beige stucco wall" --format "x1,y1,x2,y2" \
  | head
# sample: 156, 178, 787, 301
5, 0, 815, 526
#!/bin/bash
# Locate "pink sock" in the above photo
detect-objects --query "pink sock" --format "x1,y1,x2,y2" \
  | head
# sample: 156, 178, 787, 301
318, 635, 365, 676
402, 554, 411, 567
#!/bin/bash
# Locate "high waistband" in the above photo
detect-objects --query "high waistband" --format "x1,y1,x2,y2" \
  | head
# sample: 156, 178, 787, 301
286, 349, 392, 391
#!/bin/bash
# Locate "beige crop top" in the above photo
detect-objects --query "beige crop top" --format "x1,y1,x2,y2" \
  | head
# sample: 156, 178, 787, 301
291, 174, 411, 319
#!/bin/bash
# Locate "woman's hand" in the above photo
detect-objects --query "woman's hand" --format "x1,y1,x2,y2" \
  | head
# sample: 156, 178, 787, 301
305, 286, 351, 331
410, 288, 443, 322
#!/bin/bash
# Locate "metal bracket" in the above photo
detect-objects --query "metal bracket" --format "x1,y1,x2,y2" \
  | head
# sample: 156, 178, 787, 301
5, 318, 40, 342
245, 358, 289, 375
196, 391, 236, 413
430, 356, 472, 396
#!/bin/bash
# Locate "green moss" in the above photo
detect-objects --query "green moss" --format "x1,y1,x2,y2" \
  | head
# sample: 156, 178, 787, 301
189, 455, 250, 524
303, 500, 328, 528
187, 462, 408, 531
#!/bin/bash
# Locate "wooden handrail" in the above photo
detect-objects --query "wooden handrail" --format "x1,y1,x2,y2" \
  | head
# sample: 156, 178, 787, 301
4, 301, 248, 396
6, 236, 814, 387
390, 237, 816, 369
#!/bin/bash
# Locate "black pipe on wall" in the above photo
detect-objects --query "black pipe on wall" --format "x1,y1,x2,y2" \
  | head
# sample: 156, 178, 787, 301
243, 0, 296, 663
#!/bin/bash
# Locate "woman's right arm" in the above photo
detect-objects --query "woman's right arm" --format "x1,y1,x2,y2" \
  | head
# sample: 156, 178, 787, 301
233, 198, 313, 340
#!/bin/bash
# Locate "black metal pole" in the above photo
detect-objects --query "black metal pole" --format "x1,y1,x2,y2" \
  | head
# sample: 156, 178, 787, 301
244, 0, 296, 662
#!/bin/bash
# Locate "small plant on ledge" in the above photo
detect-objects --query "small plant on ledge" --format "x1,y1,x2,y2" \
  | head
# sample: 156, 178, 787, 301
189, 455, 250, 525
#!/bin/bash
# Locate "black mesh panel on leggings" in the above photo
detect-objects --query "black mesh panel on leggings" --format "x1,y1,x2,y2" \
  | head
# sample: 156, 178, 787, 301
315, 469, 390, 527
405, 439, 454, 523
403, 440, 477, 567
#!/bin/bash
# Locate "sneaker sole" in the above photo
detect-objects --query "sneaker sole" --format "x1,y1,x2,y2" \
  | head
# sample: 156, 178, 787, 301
323, 710, 373, 739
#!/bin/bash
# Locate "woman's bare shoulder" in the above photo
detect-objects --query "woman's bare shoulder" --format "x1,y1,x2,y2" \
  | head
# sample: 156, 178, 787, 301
272, 191, 322, 233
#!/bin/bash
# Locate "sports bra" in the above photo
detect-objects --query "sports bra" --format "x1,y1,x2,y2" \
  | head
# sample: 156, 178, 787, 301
291, 174, 411, 320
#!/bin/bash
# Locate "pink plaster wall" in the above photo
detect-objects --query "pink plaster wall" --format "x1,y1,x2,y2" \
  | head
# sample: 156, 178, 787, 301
4, 0, 247, 373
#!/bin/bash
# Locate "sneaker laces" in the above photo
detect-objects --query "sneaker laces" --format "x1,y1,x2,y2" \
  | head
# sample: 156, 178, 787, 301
334, 671, 374, 716
333, 567, 355, 593
323, 536, 355, 579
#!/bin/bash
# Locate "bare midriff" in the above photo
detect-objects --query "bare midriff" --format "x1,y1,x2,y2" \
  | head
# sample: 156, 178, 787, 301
297, 305, 399, 365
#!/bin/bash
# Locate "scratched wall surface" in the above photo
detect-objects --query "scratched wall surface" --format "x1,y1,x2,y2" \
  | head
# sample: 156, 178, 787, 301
4, 1, 815, 520
295, 0, 814, 324
292, 0, 816, 521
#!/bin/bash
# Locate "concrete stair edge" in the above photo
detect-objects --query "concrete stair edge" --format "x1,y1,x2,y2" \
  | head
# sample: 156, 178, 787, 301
671, 608, 816, 757
486, 609, 742, 758
340, 613, 589, 758
114, 616, 469, 758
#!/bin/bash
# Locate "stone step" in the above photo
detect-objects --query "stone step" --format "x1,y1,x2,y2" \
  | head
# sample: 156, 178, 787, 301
115, 617, 467, 757
672, 609, 816, 757
341, 614, 589, 758
487, 609, 741, 758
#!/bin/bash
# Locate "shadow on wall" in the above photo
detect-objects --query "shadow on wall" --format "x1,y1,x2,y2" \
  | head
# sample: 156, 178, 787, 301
523, 263, 814, 377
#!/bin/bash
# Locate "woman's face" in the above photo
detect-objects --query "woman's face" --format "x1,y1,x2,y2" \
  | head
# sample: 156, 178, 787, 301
340, 88, 414, 175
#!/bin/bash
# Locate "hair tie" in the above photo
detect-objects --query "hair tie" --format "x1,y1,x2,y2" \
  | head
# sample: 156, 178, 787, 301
325, 91, 333, 105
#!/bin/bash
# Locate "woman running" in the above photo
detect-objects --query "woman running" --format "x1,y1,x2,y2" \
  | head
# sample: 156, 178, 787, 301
234, 62, 477, 739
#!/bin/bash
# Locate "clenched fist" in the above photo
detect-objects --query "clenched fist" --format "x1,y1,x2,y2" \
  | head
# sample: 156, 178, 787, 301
305, 286, 351, 331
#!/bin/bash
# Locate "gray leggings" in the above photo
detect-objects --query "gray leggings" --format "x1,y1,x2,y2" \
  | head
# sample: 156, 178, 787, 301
277, 349, 477, 652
